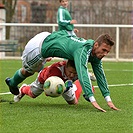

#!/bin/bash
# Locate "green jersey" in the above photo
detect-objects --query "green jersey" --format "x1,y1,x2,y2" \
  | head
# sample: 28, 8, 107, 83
41, 30, 110, 98
57, 6, 74, 31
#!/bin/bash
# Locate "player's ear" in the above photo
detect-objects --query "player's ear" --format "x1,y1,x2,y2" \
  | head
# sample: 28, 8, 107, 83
94, 42, 99, 48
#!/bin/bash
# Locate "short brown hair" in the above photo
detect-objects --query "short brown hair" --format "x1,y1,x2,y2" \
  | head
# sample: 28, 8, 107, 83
59, 0, 68, 2
66, 60, 76, 69
95, 33, 115, 46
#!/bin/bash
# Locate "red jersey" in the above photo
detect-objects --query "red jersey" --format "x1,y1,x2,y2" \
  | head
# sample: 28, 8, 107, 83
38, 61, 77, 84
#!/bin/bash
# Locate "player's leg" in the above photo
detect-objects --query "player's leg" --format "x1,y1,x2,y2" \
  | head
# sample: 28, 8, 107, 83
74, 79, 95, 102
14, 78, 44, 102
62, 80, 82, 105
74, 80, 82, 100
62, 86, 77, 105
5, 48, 46, 95
5, 68, 33, 95
13, 84, 29, 102
5, 32, 51, 95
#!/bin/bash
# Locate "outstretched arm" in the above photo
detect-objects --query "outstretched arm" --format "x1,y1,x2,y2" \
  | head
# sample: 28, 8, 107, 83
91, 60, 120, 111
73, 45, 105, 112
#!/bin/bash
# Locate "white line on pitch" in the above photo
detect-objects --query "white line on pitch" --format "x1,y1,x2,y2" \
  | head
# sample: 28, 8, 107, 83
0, 92, 11, 95
104, 69, 133, 72
94, 83, 133, 88
0, 83, 132, 95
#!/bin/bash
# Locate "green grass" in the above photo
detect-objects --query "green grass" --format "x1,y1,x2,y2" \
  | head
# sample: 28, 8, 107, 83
0, 60, 133, 133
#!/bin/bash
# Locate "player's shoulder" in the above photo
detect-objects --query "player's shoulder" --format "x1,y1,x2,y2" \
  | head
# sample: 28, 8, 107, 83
83, 39, 95, 47
58, 6, 65, 10
86, 39, 94, 44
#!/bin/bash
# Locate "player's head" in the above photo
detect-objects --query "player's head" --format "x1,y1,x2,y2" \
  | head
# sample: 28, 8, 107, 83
59, 0, 68, 8
65, 60, 77, 80
92, 33, 115, 59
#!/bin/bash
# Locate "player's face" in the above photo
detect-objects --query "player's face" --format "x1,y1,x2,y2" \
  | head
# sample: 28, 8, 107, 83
65, 66, 77, 80
92, 42, 112, 59
60, 0, 68, 8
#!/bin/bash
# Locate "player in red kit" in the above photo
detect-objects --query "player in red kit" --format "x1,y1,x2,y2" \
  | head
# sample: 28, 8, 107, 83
14, 60, 95, 105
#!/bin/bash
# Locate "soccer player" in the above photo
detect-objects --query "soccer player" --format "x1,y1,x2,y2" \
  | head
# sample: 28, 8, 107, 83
5, 30, 119, 112
14, 60, 95, 105
57, 0, 78, 35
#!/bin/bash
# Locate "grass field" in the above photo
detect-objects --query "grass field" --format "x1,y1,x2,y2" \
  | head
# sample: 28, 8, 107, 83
0, 60, 132, 133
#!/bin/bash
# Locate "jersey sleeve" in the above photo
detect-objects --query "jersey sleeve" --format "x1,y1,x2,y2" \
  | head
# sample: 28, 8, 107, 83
57, 7, 73, 31
58, 8, 71, 25
73, 48, 94, 98
73, 43, 110, 99
91, 59, 110, 97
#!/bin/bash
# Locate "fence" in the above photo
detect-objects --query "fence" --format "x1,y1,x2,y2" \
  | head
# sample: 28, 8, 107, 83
0, 23, 133, 61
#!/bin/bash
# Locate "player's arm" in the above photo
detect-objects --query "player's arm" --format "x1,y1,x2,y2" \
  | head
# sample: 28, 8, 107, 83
58, 8, 71, 26
70, 20, 77, 24
73, 51, 106, 112
91, 60, 120, 110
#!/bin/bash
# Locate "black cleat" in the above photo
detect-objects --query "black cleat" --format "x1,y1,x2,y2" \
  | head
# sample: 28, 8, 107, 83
83, 94, 90, 102
5, 78, 19, 95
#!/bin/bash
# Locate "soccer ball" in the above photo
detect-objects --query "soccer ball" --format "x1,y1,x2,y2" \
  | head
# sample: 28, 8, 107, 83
44, 76, 65, 97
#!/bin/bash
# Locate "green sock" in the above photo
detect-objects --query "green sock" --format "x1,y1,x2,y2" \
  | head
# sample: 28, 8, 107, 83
10, 69, 26, 87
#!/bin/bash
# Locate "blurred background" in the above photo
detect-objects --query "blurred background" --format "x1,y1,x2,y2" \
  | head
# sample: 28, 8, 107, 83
0, 0, 132, 59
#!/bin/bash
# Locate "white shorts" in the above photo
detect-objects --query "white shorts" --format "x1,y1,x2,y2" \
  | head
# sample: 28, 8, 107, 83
21, 32, 51, 74
22, 48, 46, 74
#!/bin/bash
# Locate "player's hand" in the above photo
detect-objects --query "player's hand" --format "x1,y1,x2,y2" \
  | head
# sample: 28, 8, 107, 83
107, 101, 120, 111
46, 57, 52, 62
70, 19, 77, 24
74, 28, 79, 33
91, 101, 106, 112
